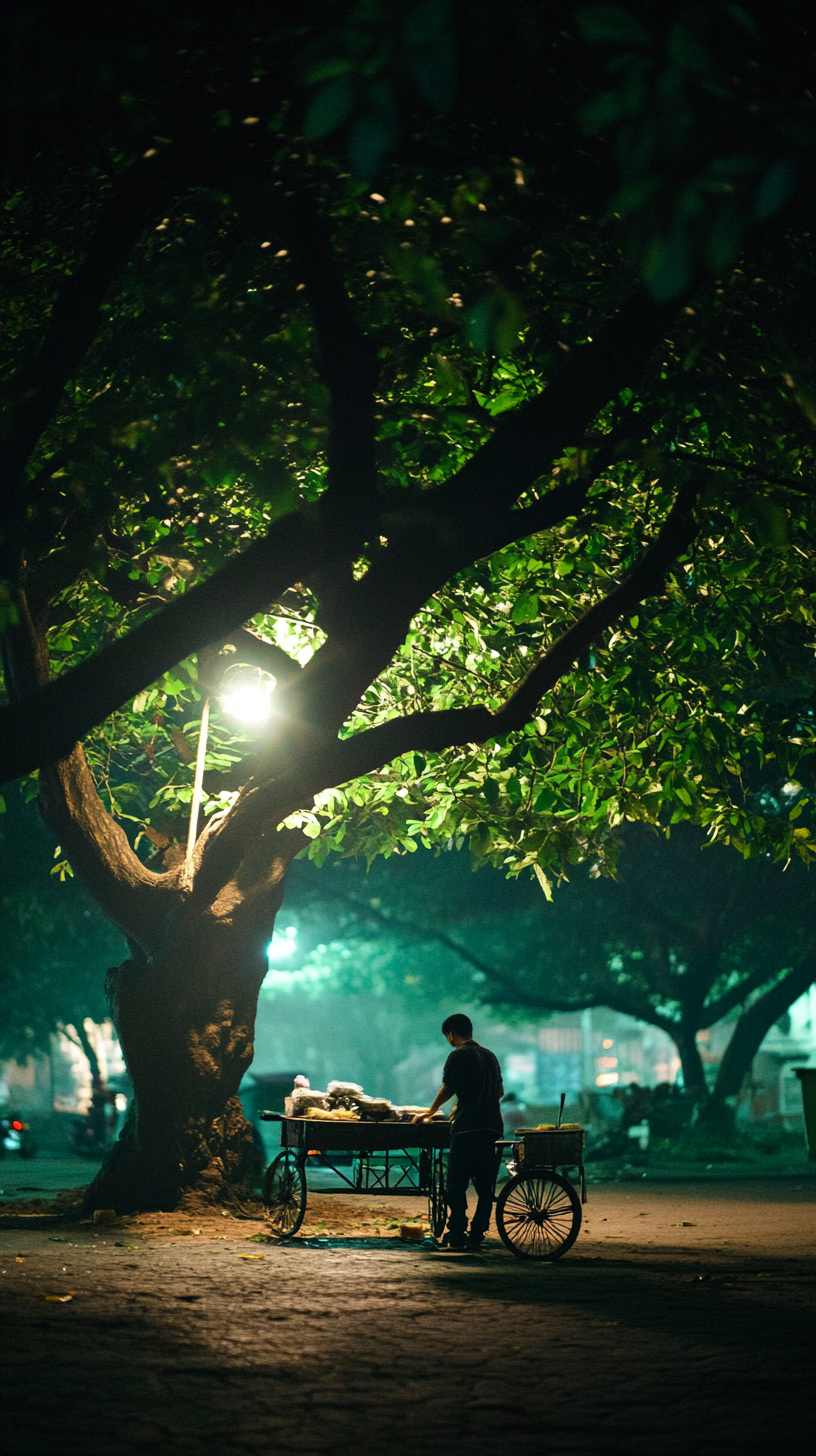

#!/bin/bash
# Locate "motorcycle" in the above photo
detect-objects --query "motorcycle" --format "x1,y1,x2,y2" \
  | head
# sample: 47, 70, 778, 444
0, 1112, 37, 1159
69, 1076, 119, 1158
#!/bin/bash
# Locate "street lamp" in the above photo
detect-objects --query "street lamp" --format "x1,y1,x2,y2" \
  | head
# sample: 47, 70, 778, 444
183, 667, 276, 889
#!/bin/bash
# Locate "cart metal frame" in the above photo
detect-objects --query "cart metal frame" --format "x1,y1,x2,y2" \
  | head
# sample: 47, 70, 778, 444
259, 1112, 450, 1238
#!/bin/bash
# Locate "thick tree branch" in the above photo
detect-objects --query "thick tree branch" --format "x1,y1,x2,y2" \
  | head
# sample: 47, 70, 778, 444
293, 385, 675, 735
675, 449, 816, 498
204, 628, 302, 687
700, 963, 787, 1027
318, 481, 699, 785
438, 292, 677, 526
478, 960, 680, 1039
1, 276, 677, 780
282, 197, 379, 535
711, 950, 816, 1104
0, 513, 324, 783
187, 481, 698, 904
2, 593, 179, 948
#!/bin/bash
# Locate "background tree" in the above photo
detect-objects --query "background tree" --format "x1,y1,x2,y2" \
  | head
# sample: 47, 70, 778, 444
0, 788, 125, 1065
1, 1, 815, 1210
278, 825, 816, 1131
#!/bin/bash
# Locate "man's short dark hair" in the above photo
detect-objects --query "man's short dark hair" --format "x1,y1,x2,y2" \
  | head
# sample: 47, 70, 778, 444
442, 1013, 473, 1039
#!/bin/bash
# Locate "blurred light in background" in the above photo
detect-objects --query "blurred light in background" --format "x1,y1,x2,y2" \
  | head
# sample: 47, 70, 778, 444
267, 925, 298, 962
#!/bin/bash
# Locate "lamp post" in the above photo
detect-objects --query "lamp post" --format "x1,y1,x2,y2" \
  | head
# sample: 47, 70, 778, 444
183, 695, 211, 890
182, 669, 276, 891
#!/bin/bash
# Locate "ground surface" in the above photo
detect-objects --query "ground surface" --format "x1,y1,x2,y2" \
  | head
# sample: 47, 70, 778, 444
1, 1172, 814, 1456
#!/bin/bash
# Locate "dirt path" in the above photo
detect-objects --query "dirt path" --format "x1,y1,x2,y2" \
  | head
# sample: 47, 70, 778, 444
2, 1180, 814, 1456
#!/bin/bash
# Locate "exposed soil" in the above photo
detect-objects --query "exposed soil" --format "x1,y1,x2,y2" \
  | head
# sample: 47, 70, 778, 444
1, 1179, 814, 1455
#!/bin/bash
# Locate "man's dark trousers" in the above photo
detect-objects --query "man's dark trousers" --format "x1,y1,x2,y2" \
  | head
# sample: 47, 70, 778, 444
445, 1130, 501, 1242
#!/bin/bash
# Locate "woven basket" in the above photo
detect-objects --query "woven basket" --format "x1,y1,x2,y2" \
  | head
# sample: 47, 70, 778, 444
517, 1128, 586, 1167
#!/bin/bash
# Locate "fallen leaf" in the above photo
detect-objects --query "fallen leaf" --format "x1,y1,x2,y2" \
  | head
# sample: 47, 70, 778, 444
239, 1253, 265, 1260
45, 1294, 73, 1303
681, 1221, 697, 1227
15, 1257, 25, 1264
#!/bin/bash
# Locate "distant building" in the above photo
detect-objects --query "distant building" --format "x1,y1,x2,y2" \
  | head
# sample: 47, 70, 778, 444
496, 990, 816, 1131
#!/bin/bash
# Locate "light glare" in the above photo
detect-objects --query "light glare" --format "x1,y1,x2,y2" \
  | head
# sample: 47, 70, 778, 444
221, 681, 273, 723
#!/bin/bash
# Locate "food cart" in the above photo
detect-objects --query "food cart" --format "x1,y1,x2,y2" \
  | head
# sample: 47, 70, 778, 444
260, 1111, 588, 1260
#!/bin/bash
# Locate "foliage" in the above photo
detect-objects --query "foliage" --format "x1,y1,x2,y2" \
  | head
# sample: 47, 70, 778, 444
0, 793, 126, 1061
2, 1, 816, 878
576, 2, 816, 298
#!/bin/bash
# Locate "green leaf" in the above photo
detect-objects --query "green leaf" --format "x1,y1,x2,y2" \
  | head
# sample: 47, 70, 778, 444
511, 592, 539, 624
304, 76, 357, 140
505, 775, 523, 806
754, 160, 797, 223
482, 777, 500, 805
577, 7, 649, 44
348, 86, 398, 175
303, 57, 355, 85
466, 288, 524, 356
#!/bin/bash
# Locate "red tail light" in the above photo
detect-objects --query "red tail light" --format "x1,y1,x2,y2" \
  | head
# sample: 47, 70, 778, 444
11, 1120, 23, 1131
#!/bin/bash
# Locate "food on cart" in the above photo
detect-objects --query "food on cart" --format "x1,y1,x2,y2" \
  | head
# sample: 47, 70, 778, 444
283, 1075, 447, 1123
288, 1090, 331, 1116
516, 1122, 583, 1132
304, 1107, 359, 1121
326, 1080, 364, 1099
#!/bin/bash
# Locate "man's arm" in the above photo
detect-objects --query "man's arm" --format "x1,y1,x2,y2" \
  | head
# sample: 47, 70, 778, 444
412, 1084, 453, 1124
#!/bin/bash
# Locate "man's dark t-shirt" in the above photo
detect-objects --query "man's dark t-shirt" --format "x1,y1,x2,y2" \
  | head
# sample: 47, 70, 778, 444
442, 1041, 503, 1135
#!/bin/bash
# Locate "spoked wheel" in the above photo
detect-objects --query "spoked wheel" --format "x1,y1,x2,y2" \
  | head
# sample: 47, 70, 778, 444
262, 1151, 307, 1239
495, 1170, 581, 1260
427, 1150, 447, 1239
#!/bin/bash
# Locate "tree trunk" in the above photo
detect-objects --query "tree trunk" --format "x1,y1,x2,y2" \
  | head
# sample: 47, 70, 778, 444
697, 957, 816, 1138
673, 1021, 708, 1106
83, 886, 288, 1215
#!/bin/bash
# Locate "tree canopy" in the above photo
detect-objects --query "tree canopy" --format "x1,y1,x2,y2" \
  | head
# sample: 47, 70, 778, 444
2, 0, 816, 882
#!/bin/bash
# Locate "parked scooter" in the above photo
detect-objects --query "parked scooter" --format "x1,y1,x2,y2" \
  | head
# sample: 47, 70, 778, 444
69, 1074, 119, 1159
0, 1112, 37, 1159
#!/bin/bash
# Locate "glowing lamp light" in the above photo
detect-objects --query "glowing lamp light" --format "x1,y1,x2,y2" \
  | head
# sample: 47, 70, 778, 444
595, 1072, 619, 1087
221, 672, 276, 724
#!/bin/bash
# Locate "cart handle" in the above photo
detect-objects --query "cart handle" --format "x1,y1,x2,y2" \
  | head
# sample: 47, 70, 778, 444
495, 1139, 516, 1148
259, 1110, 285, 1122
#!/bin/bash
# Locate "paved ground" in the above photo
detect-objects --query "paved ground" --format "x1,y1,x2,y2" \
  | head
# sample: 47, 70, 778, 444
1, 1177, 814, 1456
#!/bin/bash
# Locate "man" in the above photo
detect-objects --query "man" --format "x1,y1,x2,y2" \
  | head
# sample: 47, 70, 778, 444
413, 1013, 504, 1251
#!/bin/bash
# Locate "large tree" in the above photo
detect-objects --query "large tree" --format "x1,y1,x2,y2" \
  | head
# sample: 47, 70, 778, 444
1, 1, 816, 1210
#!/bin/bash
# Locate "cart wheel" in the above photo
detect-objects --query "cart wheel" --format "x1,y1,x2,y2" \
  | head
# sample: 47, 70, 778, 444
428, 1151, 447, 1239
495, 1171, 581, 1261
262, 1151, 306, 1239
